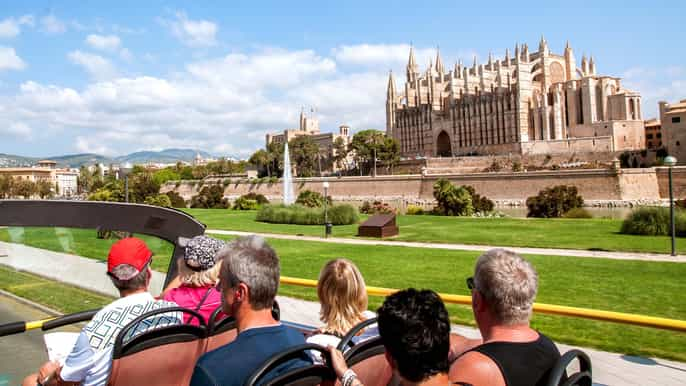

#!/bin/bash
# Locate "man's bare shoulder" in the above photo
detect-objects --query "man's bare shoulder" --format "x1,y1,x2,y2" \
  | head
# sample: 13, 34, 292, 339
449, 350, 505, 386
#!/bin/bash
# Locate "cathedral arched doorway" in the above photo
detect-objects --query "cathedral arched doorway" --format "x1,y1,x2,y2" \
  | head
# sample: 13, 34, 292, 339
436, 131, 452, 157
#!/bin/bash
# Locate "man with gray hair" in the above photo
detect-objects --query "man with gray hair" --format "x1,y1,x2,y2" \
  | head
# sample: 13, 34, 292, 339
190, 235, 310, 386
450, 249, 560, 386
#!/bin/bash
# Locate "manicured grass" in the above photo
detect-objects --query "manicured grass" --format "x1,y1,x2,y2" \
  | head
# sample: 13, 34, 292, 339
0, 227, 174, 272
2, 226, 685, 361
0, 265, 114, 314
184, 209, 685, 254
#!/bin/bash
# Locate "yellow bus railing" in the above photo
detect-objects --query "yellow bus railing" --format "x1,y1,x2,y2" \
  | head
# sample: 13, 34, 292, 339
280, 276, 686, 333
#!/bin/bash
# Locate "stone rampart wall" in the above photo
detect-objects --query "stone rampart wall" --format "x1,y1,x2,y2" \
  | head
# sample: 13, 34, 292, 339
656, 167, 686, 200
163, 168, 666, 204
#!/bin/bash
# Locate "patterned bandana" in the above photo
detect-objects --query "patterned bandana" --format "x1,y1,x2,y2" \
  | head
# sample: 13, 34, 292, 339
184, 235, 226, 271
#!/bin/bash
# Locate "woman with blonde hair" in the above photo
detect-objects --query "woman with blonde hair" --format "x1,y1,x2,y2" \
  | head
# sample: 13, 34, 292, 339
307, 258, 377, 359
161, 235, 227, 325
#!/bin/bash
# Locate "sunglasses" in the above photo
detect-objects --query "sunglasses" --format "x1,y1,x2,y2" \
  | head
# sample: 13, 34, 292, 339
466, 277, 475, 291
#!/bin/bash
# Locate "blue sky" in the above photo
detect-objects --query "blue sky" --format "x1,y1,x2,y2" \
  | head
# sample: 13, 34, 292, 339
0, 1, 684, 158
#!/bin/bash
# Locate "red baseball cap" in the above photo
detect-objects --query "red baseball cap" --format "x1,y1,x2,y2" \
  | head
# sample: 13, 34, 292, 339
107, 237, 153, 280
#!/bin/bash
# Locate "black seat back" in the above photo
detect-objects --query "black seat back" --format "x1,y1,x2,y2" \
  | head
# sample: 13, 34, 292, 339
336, 317, 377, 351
546, 349, 592, 386
244, 343, 333, 386
108, 307, 207, 386
340, 336, 392, 386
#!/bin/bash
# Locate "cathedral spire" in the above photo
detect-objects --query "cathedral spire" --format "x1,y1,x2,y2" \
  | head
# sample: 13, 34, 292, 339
407, 45, 418, 81
387, 70, 396, 97
504, 48, 510, 65
514, 43, 520, 64
589, 55, 596, 75
299, 107, 306, 131
565, 40, 571, 52
435, 46, 444, 74
488, 52, 494, 69
581, 54, 589, 76
472, 55, 478, 73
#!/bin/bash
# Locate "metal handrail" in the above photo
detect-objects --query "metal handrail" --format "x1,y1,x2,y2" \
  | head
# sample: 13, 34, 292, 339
280, 276, 686, 333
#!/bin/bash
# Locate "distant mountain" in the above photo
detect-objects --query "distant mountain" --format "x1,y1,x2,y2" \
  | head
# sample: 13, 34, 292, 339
0, 148, 233, 168
116, 148, 216, 164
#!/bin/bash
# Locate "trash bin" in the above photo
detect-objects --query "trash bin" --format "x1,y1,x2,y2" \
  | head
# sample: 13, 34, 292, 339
325, 222, 332, 238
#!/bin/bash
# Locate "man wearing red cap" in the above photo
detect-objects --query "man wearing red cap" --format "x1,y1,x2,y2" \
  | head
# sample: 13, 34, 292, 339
23, 237, 180, 386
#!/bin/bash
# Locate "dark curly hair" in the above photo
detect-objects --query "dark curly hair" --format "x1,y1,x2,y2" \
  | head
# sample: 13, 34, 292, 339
377, 288, 450, 382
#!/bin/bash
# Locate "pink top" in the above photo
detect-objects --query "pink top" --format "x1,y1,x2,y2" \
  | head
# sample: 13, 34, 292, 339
163, 285, 226, 326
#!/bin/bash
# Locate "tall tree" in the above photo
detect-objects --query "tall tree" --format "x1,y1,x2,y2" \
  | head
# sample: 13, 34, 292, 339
350, 129, 386, 176
332, 137, 349, 172
266, 141, 285, 177
379, 137, 400, 174
249, 149, 272, 177
0, 175, 13, 199
36, 180, 54, 199
11, 179, 37, 199
289, 136, 319, 177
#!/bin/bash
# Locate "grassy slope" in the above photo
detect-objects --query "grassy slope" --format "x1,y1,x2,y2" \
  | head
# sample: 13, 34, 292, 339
2, 227, 685, 361
184, 209, 685, 254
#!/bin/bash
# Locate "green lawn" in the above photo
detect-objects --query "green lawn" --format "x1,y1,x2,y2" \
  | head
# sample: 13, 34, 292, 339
0, 227, 174, 272
184, 209, 685, 254
2, 226, 684, 361
0, 265, 113, 314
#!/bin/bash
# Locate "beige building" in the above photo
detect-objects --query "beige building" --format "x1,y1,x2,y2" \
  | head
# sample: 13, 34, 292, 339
386, 38, 645, 158
660, 99, 686, 164
644, 119, 663, 150
0, 160, 79, 196
266, 109, 352, 171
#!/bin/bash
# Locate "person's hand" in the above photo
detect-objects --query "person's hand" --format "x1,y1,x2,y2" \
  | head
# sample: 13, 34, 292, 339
327, 345, 349, 379
37, 360, 60, 384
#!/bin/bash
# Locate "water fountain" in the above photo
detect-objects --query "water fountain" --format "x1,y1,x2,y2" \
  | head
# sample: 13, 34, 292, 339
282, 141, 295, 205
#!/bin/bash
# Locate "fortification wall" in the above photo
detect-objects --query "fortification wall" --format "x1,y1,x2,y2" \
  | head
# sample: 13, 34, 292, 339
521, 137, 613, 155
162, 168, 664, 204
656, 167, 686, 200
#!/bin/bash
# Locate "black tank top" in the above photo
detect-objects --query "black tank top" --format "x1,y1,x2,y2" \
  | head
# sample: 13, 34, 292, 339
465, 333, 560, 386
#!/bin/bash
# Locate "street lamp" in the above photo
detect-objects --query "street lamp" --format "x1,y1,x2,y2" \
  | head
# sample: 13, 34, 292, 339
664, 155, 678, 256
121, 162, 133, 203
323, 180, 331, 238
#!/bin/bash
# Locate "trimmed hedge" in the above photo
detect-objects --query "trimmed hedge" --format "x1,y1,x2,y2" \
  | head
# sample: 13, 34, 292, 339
562, 207, 593, 219
526, 185, 583, 218
620, 207, 686, 237
256, 204, 359, 225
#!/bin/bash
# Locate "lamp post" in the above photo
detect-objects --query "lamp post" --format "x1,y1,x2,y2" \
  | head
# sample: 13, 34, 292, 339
121, 162, 133, 203
323, 180, 331, 238
664, 155, 677, 256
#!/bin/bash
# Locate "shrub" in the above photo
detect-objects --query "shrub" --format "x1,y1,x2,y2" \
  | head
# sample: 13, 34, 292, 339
241, 192, 269, 205
676, 199, 686, 210
165, 191, 186, 208
268, 176, 278, 184
620, 207, 686, 237
190, 185, 229, 209
233, 197, 259, 210
526, 185, 584, 218
296, 190, 328, 208
144, 194, 172, 208
464, 186, 495, 214
256, 204, 358, 225
405, 205, 424, 215
222, 179, 231, 187
433, 179, 473, 216
563, 207, 593, 219
359, 200, 396, 215
512, 161, 523, 172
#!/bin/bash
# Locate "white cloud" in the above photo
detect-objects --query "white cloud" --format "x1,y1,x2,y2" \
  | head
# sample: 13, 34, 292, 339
67, 50, 117, 80
0, 46, 26, 71
1, 122, 32, 138
0, 45, 437, 157
85, 34, 121, 51
159, 11, 217, 47
41, 15, 67, 34
622, 66, 686, 119
0, 15, 34, 38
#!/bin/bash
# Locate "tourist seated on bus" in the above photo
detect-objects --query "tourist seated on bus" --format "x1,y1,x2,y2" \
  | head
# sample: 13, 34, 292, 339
190, 236, 311, 386
449, 249, 560, 386
23, 237, 181, 386
306, 258, 377, 362
328, 288, 454, 386
161, 235, 227, 326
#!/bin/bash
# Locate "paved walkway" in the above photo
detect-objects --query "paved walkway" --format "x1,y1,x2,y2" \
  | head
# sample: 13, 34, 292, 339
205, 229, 686, 263
1, 241, 685, 385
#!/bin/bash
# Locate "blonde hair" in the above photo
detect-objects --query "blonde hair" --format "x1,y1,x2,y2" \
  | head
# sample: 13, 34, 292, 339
177, 257, 223, 288
317, 259, 368, 335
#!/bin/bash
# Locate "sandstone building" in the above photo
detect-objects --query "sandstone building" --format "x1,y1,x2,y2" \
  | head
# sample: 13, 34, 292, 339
266, 108, 352, 171
386, 38, 645, 158
660, 99, 686, 164
644, 118, 662, 150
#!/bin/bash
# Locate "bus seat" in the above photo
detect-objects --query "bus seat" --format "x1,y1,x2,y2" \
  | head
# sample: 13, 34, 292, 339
244, 343, 334, 386
546, 349, 592, 386
107, 307, 207, 386
206, 306, 237, 353
338, 336, 392, 386
336, 317, 378, 351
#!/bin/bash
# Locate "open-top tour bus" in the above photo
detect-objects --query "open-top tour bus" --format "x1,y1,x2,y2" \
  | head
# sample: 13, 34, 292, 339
0, 200, 591, 386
